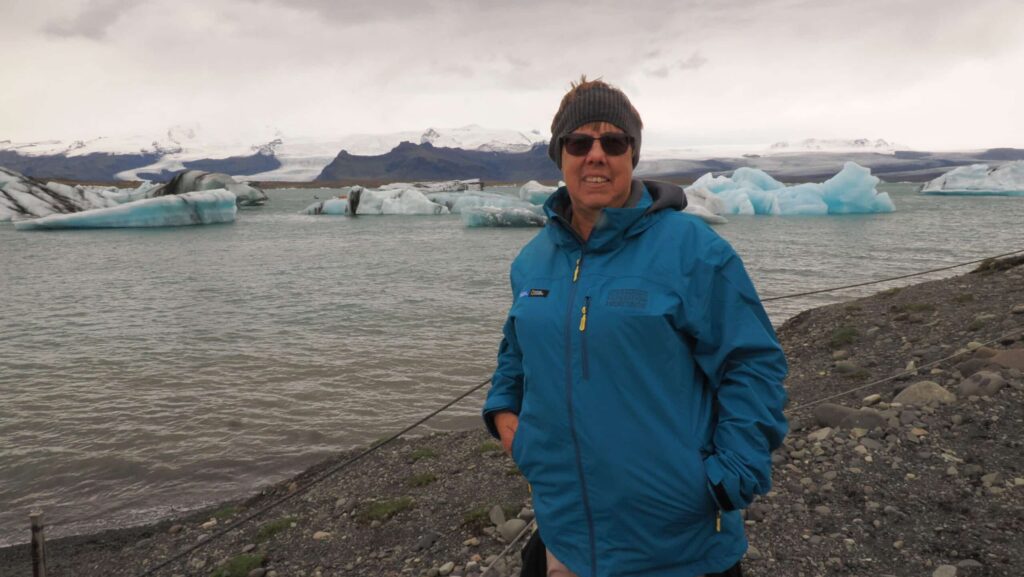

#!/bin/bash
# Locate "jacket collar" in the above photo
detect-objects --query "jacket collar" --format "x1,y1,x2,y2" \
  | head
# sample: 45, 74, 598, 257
543, 179, 687, 251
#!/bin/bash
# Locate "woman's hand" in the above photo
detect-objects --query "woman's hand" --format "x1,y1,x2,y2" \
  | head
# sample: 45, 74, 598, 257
494, 411, 519, 454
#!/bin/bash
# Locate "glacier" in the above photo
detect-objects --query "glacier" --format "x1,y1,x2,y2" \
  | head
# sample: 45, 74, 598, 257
462, 207, 547, 227
921, 162, 1024, 196
686, 162, 894, 216
14, 190, 237, 230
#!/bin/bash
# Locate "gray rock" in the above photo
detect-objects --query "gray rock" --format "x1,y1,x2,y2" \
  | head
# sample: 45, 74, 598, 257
242, 543, 256, 553
1012, 304, 1024, 314
247, 569, 266, 577
439, 561, 456, 576
813, 403, 858, 428
835, 360, 860, 374
955, 358, 996, 378
840, 408, 888, 430
958, 371, 1006, 396
893, 381, 956, 406
807, 427, 833, 442
991, 349, 1024, 370
814, 505, 831, 516
488, 505, 506, 526
414, 531, 440, 551
932, 565, 957, 577
498, 519, 528, 542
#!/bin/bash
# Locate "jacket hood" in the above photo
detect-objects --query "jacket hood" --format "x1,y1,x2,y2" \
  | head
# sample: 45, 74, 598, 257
543, 179, 687, 251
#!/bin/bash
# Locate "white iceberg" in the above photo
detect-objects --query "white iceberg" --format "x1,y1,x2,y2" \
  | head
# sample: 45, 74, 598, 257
686, 162, 894, 216
15, 190, 237, 230
518, 180, 559, 204
921, 162, 1024, 196
462, 207, 547, 227
379, 179, 482, 192
427, 191, 538, 214
301, 186, 448, 215
1, 167, 263, 222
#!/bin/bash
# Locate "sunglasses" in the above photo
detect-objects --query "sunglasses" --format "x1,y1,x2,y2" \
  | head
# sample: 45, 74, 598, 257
561, 133, 634, 157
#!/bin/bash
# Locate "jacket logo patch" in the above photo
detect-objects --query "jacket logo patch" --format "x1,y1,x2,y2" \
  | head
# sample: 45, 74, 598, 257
528, 289, 549, 297
607, 289, 648, 309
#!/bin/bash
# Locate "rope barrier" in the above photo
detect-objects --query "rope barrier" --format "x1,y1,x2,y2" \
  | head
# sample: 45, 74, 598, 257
761, 248, 1024, 302
480, 519, 536, 577
785, 325, 1024, 414
137, 377, 492, 577
112, 248, 1021, 574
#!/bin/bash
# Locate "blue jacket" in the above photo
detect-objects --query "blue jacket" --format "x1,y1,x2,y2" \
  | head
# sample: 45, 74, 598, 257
483, 180, 788, 577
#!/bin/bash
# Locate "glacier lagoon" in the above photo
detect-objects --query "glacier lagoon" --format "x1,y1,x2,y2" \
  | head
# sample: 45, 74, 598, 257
1, 183, 1023, 546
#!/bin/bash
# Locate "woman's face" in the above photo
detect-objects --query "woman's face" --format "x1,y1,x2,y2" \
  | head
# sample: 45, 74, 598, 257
561, 122, 634, 214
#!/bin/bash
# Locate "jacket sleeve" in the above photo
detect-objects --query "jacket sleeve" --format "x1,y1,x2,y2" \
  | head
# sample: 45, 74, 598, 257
482, 269, 525, 439
685, 238, 788, 511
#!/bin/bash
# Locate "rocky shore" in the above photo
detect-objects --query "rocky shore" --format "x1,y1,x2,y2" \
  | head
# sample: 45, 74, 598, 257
1, 257, 1022, 577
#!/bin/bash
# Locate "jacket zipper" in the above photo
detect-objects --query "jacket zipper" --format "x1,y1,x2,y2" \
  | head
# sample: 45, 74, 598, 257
564, 253, 597, 575
579, 296, 590, 380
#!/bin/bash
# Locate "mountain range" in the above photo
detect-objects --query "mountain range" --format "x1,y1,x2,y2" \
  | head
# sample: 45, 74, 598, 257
3, 126, 1023, 184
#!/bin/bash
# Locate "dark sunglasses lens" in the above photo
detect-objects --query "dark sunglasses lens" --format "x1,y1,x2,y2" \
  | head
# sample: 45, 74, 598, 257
600, 135, 631, 156
563, 135, 595, 156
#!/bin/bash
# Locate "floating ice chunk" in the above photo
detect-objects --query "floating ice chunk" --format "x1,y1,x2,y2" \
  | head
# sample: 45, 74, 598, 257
680, 186, 729, 224
151, 170, 268, 206
427, 191, 536, 214
820, 162, 893, 213
921, 161, 1024, 196
683, 204, 728, 224
686, 162, 893, 216
462, 207, 547, 227
379, 179, 482, 192
302, 186, 447, 215
15, 190, 237, 230
518, 180, 558, 204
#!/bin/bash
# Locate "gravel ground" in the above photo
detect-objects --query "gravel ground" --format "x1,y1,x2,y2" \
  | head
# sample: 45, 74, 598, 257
1, 257, 1022, 577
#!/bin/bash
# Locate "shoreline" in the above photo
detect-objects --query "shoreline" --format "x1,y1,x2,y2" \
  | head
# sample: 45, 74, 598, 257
1, 258, 1022, 576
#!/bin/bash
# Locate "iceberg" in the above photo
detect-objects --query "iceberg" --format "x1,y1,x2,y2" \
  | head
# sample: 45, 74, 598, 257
1, 167, 263, 222
686, 162, 894, 216
518, 180, 559, 204
151, 170, 268, 206
462, 207, 547, 227
302, 186, 448, 215
378, 179, 482, 192
921, 162, 1024, 196
427, 191, 537, 214
14, 190, 237, 230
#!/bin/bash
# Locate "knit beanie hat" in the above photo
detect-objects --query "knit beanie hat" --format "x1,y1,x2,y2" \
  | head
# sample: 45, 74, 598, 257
548, 82, 643, 168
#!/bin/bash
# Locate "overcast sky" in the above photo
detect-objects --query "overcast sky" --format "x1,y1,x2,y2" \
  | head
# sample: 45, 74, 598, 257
3, 0, 1022, 150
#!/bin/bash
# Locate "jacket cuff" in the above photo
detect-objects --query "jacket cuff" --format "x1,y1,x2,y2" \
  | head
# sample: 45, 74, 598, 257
482, 397, 520, 438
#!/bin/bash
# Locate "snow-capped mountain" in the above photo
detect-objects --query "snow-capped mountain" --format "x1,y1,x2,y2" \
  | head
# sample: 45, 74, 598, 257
767, 138, 905, 154
0, 125, 549, 182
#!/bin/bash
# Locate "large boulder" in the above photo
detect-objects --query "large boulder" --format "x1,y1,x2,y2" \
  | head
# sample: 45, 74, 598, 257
893, 381, 957, 406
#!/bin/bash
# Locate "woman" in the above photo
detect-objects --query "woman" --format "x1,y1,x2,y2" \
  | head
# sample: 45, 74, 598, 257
483, 77, 788, 577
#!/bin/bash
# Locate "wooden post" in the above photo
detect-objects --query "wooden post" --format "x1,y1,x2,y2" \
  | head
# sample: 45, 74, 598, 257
30, 511, 46, 577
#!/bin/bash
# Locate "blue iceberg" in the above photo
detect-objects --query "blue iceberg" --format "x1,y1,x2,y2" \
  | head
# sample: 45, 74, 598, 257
687, 162, 894, 215
461, 206, 546, 227
15, 190, 237, 230
921, 162, 1024, 196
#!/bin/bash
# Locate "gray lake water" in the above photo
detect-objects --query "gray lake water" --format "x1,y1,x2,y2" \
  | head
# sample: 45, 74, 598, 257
1, 183, 1022, 546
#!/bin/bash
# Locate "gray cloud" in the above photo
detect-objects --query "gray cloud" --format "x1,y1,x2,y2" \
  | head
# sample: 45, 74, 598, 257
42, 0, 140, 40
677, 52, 708, 70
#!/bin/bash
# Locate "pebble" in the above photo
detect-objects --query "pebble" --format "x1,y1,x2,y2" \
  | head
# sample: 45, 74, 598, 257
463, 537, 480, 547
488, 505, 507, 526
247, 569, 266, 577
312, 531, 331, 540
814, 505, 831, 516
414, 531, 441, 551
894, 381, 957, 406
242, 543, 256, 553
862, 394, 881, 406
200, 519, 217, 530
438, 561, 455, 575
932, 565, 957, 577
807, 427, 833, 442
498, 518, 528, 542
1012, 304, 1024, 314
168, 524, 183, 534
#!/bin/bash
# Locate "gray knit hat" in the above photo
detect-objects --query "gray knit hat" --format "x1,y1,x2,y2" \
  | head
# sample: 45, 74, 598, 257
548, 81, 643, 168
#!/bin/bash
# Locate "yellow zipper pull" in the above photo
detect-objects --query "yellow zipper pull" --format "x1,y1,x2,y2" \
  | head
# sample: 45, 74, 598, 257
579, 303, 588, 332
716, 510, 722, 532
573, 258, 581, 282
